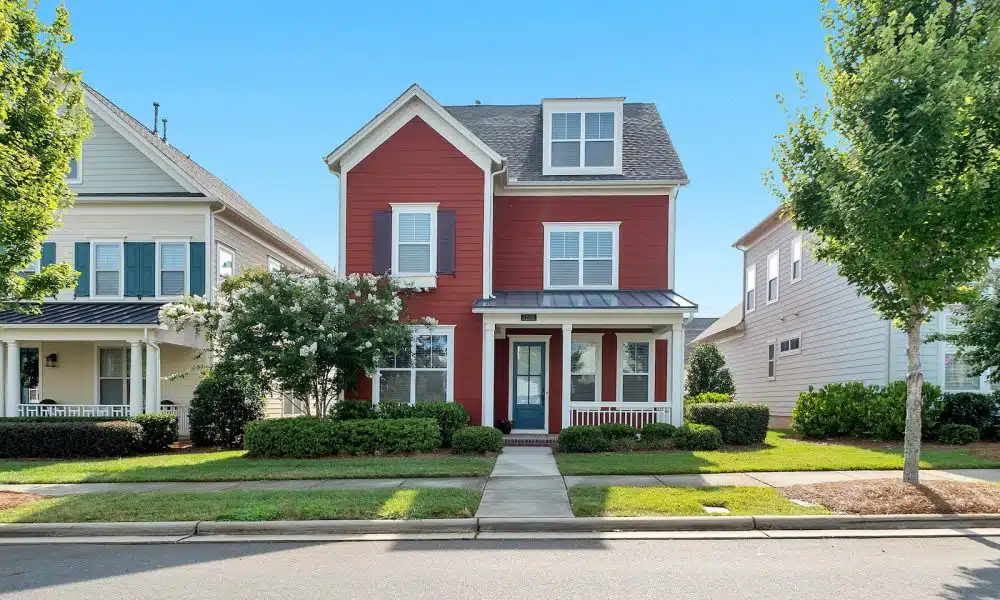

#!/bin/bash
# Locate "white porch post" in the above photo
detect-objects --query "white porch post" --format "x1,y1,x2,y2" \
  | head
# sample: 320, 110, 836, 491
481, 321, 495, 427
561, 323, 572, 429
5, 341, 19, 418
144, 343, 160, 414
130, 342, 144, 417
669, 322, 685, 426
0, 343, 5, 417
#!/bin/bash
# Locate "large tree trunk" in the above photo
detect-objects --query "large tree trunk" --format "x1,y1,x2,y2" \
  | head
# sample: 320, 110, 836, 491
903, 316, 924, 484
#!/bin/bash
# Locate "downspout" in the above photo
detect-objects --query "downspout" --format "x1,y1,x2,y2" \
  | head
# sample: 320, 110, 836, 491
486, 161, 507, 299
209, 204, 227, 304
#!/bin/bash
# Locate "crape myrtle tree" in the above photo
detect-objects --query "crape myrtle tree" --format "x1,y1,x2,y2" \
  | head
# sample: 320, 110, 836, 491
161, 268, 433, 417
769, 0, 1000, 483
1, 1, 91, 310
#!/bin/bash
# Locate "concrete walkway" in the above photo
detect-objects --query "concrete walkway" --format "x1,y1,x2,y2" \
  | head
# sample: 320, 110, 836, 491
474, 447, 572, 518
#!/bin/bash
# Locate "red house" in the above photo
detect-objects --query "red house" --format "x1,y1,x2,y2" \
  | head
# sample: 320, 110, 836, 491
325, 85, 695, 434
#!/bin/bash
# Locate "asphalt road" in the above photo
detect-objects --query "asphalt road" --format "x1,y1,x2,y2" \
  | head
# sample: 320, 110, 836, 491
1, 536, 998, 599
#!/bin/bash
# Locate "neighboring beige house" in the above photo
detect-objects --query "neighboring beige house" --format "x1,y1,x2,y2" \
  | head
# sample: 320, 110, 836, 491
0, 84, 330, 433
694, 206, 996, 427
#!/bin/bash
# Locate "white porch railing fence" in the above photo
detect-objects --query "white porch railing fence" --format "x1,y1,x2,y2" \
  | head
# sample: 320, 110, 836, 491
570, 402, 672, 428
17, 403, 191, 437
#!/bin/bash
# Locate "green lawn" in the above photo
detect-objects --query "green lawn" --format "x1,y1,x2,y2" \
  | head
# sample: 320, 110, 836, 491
0, 452, 496, 484
568, 485, 830, 517
0, 488, 482, 522
556, 431, 1000, 475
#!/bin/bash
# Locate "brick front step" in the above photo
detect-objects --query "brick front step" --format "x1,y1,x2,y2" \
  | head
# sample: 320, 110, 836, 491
503, 434, 557, 447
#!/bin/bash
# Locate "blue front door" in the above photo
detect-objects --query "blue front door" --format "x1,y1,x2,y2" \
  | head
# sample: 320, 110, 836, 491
512, 341, 546, 430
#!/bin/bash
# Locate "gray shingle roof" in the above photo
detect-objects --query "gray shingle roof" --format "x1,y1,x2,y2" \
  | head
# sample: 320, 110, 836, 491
444, 103, 687, 183
473, 290, 696, 311
0, 303, 164, 325
83, 84, 332, 273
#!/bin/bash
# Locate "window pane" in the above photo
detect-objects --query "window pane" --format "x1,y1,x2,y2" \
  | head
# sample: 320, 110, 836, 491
585, 112, 614, 139
529, 345, 542, 374
379, 371, 411, 403
415, 335, 448, 369
415, 371, 447, 403
583, 231, 613, 258
789, 338, 800, 351
584, 141, 614, 167
550, 231, 579, 259
160, 244, 185, 270
571, 342, 596, 375
622, 374, 649, 402
582, 260, 612, 286
100, 379, 125, 405
768, 252, 779, 277
398, 244, 431, 273
95, 271, 119, 296
571, 374, 596, 402
381, 344, 412, 369
68, 157, 79, 180
792, 261, 801, 280
95, 244, 120, 270
549, 259, 580, 286
100, 348, 125, 378
746, 289, 755, 310
552, 112, 581, 140
945, 351, 980, 390
552, 141, 581, 167
398, 213, 431, 243
768, 279, 777, 300
624, 342, 649, 374
161, 271, 185, 296
219, 248, 234, 278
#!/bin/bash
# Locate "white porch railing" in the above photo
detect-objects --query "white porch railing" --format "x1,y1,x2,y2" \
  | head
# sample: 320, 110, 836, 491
17, 403, 191, 437
570, 402, 672, 428
158, 404, 190, 437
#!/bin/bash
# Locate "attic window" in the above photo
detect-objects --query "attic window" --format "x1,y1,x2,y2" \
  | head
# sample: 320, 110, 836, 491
543, 99, 623, 176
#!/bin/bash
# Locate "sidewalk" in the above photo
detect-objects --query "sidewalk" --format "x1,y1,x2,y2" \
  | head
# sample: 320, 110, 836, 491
1, 468, 998, 497
475, 447, 572, 518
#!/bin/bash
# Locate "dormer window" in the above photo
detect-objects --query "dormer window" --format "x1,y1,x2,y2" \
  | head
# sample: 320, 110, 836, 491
542, 99, 623, 176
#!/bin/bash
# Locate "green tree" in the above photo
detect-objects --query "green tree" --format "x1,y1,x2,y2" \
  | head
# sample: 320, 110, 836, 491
770, 0, 1000, 483
937, 269, 1000, 383
1, 1, 91, 310
685, 344, 735, 398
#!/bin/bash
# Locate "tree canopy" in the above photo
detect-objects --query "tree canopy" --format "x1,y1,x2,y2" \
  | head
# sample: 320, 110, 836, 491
685, 344, 736, 398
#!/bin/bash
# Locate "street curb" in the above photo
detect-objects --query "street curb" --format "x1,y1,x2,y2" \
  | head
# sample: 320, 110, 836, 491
195, 519, 478, 536
0, 522, 199, 537
478, 516, 755, 532
753, 514, 1000, 530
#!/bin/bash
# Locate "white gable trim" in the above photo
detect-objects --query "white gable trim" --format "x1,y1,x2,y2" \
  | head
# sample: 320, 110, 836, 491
325, 84, 502, 174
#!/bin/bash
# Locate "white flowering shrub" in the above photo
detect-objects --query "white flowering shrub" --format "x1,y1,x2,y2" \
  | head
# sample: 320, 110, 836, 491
160, 268, 417, 417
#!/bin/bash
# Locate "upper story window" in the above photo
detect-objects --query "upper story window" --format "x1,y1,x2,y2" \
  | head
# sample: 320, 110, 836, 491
67, 153, 82, 184
391, 203, 438, 287
19, 258, 40, 280
267, 257, 283, 272
791, 236, 803, 283
218, 245, 235, 282
542, 99, 623, 176
745, 264, 756, 313
544, 222, 620, 290
158, 242, 187, 297
93, 242, 123, 297
766, 250, 779, 304
778, 334, 801, 356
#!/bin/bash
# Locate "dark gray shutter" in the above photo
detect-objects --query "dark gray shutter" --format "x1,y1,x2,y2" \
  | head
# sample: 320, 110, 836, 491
437, 210, 456, 275
372, 210, 392, 274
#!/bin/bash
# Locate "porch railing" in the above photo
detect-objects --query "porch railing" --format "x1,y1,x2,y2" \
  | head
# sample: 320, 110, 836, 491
570, 402, 672, 428
17, 403, 191, 437
158, 404, 190, 437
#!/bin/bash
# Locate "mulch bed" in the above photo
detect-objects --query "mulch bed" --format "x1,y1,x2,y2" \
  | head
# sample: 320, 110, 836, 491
0, 492, 46, 511
782, 479, 1000, 515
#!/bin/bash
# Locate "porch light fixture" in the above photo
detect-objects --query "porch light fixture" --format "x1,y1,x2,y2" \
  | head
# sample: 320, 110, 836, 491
44, 353, 58, 368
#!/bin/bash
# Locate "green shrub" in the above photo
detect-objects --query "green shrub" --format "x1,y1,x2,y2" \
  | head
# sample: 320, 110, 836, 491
244, 417, 336, 458
687, 402, 769, 445
792, 381, 871, 438
130, 413, 178, 452
924, 391, 1000, 440
672, 423, 723, 451
332, 418, 441, 455
599, 422, 639, 441
936, 423, 981, 445
865, 380, 942, 440
329, 399, 376, 421
452, 426, 504, 454
640, 422, 677, 441
557, 425, 611, 453
375, 402, 469, 447
0, 421, 143, 458
189, 364, 266, 449
685, 392, 732, 407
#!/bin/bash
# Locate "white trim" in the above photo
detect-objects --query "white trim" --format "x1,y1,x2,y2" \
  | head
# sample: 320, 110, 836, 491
569, 333, 603, 403
777, 333, 802, 356
767, 340, 776, 381
669, 323, 684, 425
482, 321, 496, 427
745, 263, 757, 314
615, 333, 655, 404
542, 222, 621, 290
154, 239, 190, 299
267, 256, 283, 272
790, 235, 803, 284
507, 334, 551, 434
67, 151, 82, 184
483, 165, 494, 298
372, 325, 456, 406
542, 99, 624, 176
91, 239, 125, 299
391, 202, 439, 284
766, 249, 779, 305
338, 171, 347, 275
498, 181, 685, 196
217, 243, 235, 283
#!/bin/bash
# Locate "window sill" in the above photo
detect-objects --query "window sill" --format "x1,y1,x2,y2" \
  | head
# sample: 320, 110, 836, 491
395, 275, 437, 290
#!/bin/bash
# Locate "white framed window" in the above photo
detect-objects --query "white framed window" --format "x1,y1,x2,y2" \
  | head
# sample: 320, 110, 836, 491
766, 249, 779, 304
267, 256, 283, 272
542, 99, 623, 175
767, 341, 776, 380
778, 334, 801, 356
617, 334, 654, 403
942, 310, 983, 392
18, 257, 40, 280
745, 264, 756, 313
391, 203, 438, 287
95, 346, 144, 405
374, 326, 455, 405
67, 153, 82, 184
790, 236, 803, 283
92, 241, 123, 297
218, 244, 235, 282
156, 241, 188, 297
543, 222, 620, 289
570, 334, 603, 403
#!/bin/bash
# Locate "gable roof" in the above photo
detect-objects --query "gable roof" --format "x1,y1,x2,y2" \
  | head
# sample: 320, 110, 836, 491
444, 103, 687, 183
83, 84, 332, 273
691, 302, 745, 344
733, 205, 787, 249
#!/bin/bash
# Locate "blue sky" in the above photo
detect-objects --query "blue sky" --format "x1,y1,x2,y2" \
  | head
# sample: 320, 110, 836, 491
48, 0, 828, 317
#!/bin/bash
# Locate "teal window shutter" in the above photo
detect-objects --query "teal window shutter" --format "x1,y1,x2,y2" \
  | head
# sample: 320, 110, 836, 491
74, 242, 90, 297
140, 243, 155, 297
124, 242, 140, 297
41, 243, 56, 267
189, 242, 206, 296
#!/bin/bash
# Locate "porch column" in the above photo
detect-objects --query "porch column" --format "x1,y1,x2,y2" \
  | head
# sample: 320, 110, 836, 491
144, 343, 160, 414
669, 323, 685, 426
481, 321, 495, 427
5, 341, 19, 418
129, 342, 144, 417
561, 323, 572, 429
0, 343, 5, 417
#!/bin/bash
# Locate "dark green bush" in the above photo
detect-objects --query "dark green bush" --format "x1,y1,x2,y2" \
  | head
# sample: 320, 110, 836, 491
599, 422, 639, 441
0, 421, 143, 458
640, 422, 677, 441
792, 380, 941, 440
329, 399, 376, 421
687, 402, 769, 445
924, 391, 1000, 440
452, 426, 504, 454
189, 365, 266, 449
672, 423, 723, 451
131, 413, 178, 452
332, 418, 441, 455
375, 402, 469, 447
865, 380, 942, 440
936, 423, 981, 445
244, 417, 335, 458
685, 392, 732, 407
557, 425, 611, 453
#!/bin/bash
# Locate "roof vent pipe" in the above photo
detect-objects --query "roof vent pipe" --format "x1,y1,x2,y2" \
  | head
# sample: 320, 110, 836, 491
152, 102, 159, 135
161, 118, 168, 143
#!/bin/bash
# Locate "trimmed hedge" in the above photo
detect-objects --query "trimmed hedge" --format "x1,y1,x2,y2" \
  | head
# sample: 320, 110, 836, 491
557, 425, 611, 453
672, 423, 723, 451
792, 380, 942, 440
131, 414, 178, 452
936, 423, 981, 445
0, 421, 143, 458
687, 402, 769, 445
330, 399, 376, 421
685, 392, 732, 407
375, 402, 469, 447
243, 417, 441, 458
599, 422, 639, 441
925, 391, 1000, 440
452, 426, 504, 454
640, 422, 677, 441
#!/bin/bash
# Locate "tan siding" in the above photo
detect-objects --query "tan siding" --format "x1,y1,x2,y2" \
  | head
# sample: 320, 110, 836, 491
33, 342, 96, 403
213, 217, 307, 281
160, 345, 203, 405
